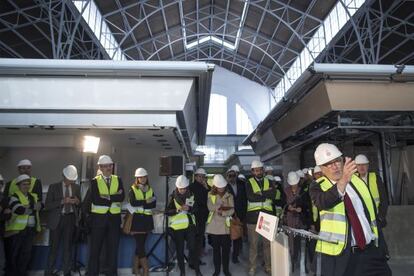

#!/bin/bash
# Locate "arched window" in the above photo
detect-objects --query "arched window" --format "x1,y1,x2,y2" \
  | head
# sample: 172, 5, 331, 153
236, 103, 253, 135
207, 94, 227, 134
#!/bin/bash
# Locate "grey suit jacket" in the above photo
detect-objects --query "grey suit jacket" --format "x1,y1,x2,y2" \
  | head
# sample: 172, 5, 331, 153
45, 181, 81, 230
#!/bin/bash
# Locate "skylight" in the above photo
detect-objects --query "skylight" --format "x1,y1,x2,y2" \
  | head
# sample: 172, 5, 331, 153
184, 0, 248, 51
273, 0, 365, 105
72, 0, 126, 61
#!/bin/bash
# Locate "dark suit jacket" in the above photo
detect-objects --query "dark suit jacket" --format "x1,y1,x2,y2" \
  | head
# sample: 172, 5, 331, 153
45, 181, 81, 230
227, 180, 247, 221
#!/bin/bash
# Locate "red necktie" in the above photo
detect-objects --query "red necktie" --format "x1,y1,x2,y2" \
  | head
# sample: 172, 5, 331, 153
344, 193, 366, 250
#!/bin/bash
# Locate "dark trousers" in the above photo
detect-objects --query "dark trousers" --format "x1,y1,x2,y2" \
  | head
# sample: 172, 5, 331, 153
288, 234, 301, 267
5, 227, 35, 276
134, 233, 148, 258
171, 226, 199, 273
345, 243, 392, 276
195, 214, 207, 257
0, 237, 5, 276
232, 238, 242, 259
321, 242, 391, 276
88, 216, 120, 276
46, 213, 76, 275
211, 234, 231, 274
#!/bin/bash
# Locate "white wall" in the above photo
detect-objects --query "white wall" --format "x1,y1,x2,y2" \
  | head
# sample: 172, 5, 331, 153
211, 66, 272, 133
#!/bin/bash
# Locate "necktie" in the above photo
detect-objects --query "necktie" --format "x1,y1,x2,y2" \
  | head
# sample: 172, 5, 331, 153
64, 185, 70, 213
106, 177, 111, 189
343, 193, 366, 249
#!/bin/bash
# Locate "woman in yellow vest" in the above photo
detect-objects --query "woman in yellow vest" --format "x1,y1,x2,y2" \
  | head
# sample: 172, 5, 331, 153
206, 174, 234, 276
4, 174, 41, 276
129, 168, 156, 276
166, 175, 202, 276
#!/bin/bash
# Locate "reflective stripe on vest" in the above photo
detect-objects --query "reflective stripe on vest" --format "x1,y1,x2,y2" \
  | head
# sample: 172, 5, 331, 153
311, 203, 319, 223
169, 196, 195, 230
368, 173, 380, 211
9, 177, 36, 197
131, 185, 153, 215
207, 194, 230, 228
5, 190, 41, 233
247, 178, 273, 212
91, 175, 121, 214
316, 175, 378, 256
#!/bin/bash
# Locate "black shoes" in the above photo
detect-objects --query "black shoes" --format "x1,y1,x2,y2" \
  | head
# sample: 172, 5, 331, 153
232, 256, 239, 263
195, 269, 203, 276
213, 271, 220, 276
224, 271, 232, 276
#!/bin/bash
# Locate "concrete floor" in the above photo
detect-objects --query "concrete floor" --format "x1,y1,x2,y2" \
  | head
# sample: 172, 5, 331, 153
30, 243, 414, 276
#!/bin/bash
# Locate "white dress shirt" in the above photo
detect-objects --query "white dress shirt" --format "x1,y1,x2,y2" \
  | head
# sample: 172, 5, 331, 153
62, 182, 73, 214
336, 181, 375, 246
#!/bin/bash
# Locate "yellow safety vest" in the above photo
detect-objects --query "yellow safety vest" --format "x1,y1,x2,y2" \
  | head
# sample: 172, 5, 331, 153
207, 194, 231, 228
5, 190, 41, 233
169, 196, 195, 230
366, 173, 380, 211
311, 203, 319, 223
247, 178, 273, 212
9, 177, 37, 196
91, 175, 121, 214
316, 175, 378, 256
131, 185, 154, 215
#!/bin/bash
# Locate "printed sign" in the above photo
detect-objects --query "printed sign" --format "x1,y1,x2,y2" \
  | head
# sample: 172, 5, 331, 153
255, 211, 279, 242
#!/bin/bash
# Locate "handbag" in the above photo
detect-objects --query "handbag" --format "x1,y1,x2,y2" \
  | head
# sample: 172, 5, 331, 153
122, 213, 133, 235
230, 215, 243, 240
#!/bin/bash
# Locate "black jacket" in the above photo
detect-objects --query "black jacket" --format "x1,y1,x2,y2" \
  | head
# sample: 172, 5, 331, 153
165, 189, 197, 226
226, 179, 247, 221
0, 192, 11, 237
89, 175, 125, 227
245, 177, 276, 224
128, 185, 156, 232
5, 177, 43, 205
189, 180, 210, 219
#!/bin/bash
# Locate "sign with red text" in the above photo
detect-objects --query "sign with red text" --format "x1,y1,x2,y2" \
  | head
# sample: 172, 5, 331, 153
256, 211, 279, 242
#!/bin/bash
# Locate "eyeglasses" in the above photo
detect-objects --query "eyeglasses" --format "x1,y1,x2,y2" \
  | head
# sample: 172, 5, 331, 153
322, 157, 343, 168
227, 174, 236, 178
100, 164, 113, 168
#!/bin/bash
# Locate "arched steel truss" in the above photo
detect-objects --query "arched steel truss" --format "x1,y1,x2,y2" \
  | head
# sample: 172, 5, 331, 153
0, 0, 413, 89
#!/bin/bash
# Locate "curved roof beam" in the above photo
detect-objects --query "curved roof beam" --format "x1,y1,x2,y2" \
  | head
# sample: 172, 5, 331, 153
110, 0, 314, 62
145, 33, 287, 78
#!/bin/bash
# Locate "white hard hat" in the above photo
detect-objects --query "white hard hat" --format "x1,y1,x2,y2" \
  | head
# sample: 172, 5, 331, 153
17, 159, 32, 167
313, 166, 322, 173
238, 174, 246, 180
251, 160, 264, 169
296, 170, 305, 178
302, 168, 309, 175
213, 174, 227, 188
175, 175, 189, 188
195, 168, 207, 175
16, 174, 30, 184
274, 176, 282, 182
355, 154, 369, 165
265, 175, 274, 181
227, 165, 240, 173
287, 171, 300, 186
264, 166, 273, 172
314, 143, 343, 166
63, 165, 78, 181
97, 155, 113, 165
0, 174, 3, 181
135, 168, 148, 177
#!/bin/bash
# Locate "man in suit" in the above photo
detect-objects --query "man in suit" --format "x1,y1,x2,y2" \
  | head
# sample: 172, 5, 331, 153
226, 166, 247, 264
45, 165, 81, 276
88, 155, 124, 276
